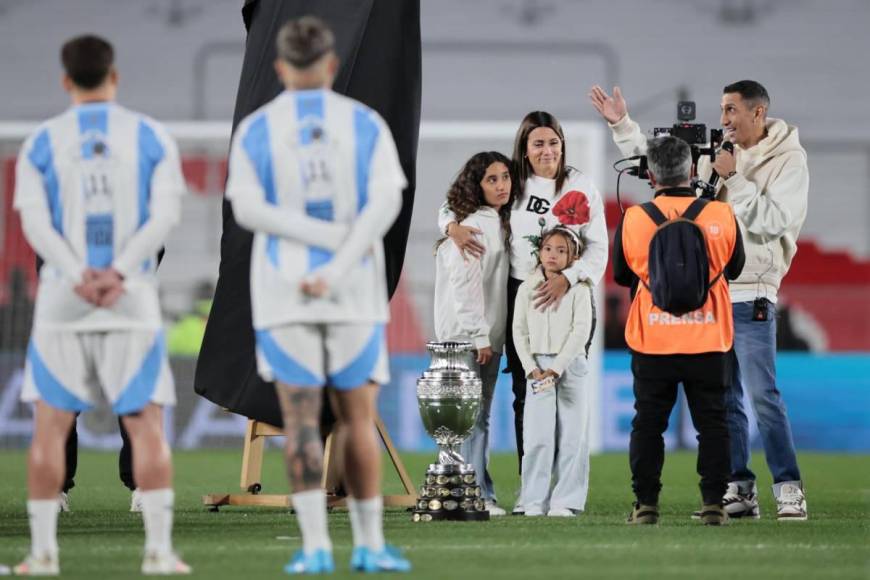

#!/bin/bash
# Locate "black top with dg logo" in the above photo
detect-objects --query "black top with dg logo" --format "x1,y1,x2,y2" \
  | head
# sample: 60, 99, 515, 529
525, 195, 551, 215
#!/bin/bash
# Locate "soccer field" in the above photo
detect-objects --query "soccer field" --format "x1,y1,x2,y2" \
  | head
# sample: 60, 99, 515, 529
0, 450, 867, 579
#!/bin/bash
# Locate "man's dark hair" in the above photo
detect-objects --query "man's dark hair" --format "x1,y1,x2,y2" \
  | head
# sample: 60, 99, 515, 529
276, 16, 336, 69
61, 35, 114, 90
723, 80, 770, 109
646, 136, 692, 187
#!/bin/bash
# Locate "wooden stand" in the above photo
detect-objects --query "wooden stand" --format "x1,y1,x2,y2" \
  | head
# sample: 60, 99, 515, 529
202, 416, 417, 510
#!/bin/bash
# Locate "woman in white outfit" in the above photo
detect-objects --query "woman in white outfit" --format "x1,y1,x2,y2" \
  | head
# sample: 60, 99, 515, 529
434, 151, 518, 516
439, 111, 608, 513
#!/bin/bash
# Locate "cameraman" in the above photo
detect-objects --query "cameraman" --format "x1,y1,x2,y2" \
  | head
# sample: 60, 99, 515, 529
590, 81, 809, 520
612, 136, 743, 525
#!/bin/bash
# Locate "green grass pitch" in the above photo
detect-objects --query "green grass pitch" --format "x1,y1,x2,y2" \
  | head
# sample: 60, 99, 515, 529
0, 450, 867, 579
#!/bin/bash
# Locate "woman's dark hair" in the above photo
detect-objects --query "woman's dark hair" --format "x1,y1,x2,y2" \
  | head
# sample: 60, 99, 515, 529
276, 16, 336, 69
61, 35, 114, 90
512, 111, 569, 193
436, 151, 518, 251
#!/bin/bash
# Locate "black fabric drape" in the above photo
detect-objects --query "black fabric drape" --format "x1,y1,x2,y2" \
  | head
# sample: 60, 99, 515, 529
194, 0, 421, 426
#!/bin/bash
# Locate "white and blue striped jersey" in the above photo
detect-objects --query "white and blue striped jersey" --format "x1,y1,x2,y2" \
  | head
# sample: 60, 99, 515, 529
14, 101, 185, 331
227, 89, 406, 327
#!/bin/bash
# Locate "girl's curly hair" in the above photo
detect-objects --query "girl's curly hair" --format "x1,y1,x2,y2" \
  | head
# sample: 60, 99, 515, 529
437, 151, 519, 251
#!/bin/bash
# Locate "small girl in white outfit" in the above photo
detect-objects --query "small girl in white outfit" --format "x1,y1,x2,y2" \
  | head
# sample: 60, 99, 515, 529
512, 227, 595, 517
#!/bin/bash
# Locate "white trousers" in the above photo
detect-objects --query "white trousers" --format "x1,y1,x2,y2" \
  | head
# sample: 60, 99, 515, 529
520, 354, 591, 512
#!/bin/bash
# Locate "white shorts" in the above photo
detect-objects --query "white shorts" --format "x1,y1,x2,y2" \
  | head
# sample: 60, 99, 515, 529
255, 323, 389, 390
21, 329, 175, 415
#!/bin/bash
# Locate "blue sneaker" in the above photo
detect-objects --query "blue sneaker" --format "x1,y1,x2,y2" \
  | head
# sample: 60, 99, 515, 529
283, 549, 335, 575
351, 545, 411, 573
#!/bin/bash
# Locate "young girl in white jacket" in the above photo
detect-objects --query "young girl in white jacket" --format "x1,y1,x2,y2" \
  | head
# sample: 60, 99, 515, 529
434, 151, 518, 516
513, 227, 595, 517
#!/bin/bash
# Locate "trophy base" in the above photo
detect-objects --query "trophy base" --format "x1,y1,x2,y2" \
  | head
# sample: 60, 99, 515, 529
412, 509, 490, 522
412, 462, 490, 522
427, 463, 474, 475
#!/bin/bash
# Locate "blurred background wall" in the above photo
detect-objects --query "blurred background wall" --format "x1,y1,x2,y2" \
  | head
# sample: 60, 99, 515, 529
0, 0, 867, 451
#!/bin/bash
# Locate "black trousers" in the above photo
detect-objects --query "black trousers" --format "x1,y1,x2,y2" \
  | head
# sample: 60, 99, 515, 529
503, 276, 526, 473
629, 351, 731, 506
63, 416, 135, 493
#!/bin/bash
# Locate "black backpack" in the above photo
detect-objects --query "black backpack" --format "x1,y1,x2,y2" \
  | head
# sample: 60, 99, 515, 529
639, 198, 723, 316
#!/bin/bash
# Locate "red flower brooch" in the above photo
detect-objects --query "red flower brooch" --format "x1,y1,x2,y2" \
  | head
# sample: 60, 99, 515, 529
552, 190, 590, 226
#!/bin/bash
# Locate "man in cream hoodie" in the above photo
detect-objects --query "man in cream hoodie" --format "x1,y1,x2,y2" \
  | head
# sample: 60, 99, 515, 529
589, 80, 809, 520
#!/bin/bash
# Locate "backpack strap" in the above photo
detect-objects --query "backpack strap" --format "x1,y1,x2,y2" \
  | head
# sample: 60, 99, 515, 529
639, 202, 668, 226
680, 197, 709, 222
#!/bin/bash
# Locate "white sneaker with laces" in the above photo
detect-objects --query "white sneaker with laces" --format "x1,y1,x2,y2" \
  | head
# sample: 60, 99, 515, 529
484, 500, 506, 516
12, 554, 59, 576
774, 482, 807, 521
547, 508, 575, 517
57, 492, 70, 513
141, 551, 192, 575
723, 481, 760, 518
130, 488, 143, 513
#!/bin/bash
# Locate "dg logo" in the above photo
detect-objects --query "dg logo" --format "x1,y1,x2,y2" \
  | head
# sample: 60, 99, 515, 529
525, 195, 550, 215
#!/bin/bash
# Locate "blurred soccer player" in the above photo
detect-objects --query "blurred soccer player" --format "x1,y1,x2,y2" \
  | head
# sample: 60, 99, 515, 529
12, 35, 190, 575
226, 16, 410, 574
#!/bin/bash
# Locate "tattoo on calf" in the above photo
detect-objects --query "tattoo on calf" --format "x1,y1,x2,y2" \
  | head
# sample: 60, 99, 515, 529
280, 389, 324, 490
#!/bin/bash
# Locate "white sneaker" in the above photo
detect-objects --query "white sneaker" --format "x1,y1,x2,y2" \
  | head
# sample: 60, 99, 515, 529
12, 554, 59, 576
130, 489, 143, 513
57, 492, 70, 513
511, 501, 525, 515
484, 500, 506, 516
774, 482, 807, 521
524, 507, 544, 517
723, 481, 760, 518
547, 508, 575, 517
141, 551, 192, 575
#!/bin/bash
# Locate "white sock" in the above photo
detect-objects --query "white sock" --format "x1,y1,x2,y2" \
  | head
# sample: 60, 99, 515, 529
347, 498, 363, 548
347, 496, 384, 552
140, 488, 174, 556
27, 499, 59, 559
291, 489, 332, 555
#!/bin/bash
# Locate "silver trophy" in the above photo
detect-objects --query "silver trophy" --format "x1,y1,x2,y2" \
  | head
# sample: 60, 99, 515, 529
412, 342, 489, 521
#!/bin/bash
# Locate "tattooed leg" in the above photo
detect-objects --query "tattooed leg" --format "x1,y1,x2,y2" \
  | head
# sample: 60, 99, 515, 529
276, 384, 325, 492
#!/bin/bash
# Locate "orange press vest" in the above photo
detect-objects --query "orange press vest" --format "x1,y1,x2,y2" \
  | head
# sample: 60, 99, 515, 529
621, 196, 738, 355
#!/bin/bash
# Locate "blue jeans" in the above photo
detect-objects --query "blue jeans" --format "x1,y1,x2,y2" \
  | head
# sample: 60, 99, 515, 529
459, 354, 501, 502
727, 300, 801, 484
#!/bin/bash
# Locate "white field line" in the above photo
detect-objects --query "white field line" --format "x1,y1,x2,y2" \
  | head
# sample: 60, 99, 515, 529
427, 543, 863, 551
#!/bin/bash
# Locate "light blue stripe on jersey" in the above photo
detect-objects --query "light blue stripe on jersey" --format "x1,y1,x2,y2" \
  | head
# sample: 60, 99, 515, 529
137, 120, 165, 227
78, 105, 115, 268
329, 324, 384, 389
295, 91, 334, 271
353, 107, 380, 213
242, 113, 280, 266
256, 329, 322, 387
113, 332, 165, 415
77, 103, 108, 159
27, 341, 92, 412
138, 120, 165, 272
295, 90, 325, 146
304, 200, 334, 269
27, 130, 63, 234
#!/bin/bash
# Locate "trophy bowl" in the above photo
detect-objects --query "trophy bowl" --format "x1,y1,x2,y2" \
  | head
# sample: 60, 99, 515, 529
412, 341, 489, 522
